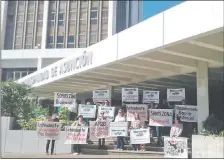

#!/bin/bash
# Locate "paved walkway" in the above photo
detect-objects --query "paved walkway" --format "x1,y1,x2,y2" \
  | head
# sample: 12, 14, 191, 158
2, 153, 164, 159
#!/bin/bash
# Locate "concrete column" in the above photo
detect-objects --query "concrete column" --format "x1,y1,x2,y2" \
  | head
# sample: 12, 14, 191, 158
37, 58, 43, 70
107, 86, 113, 105
41, 1, 49, 49
108, 1, 117, 36
196, 61, 209, 133
1, 1, 8, 49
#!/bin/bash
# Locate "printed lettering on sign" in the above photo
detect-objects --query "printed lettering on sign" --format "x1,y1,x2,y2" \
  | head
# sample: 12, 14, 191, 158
149, 109, 173, 127
54, 92, 76, 107
78, 105, 97, 118
142, 90, 160, 104
89, 121, 110, 139
122, 88, 139, 102
126, 104, 148, 121
164, 136, 188, 158
97, 106, 115, 122
167, 88, 185, 102
130, 128, 150, 144
36, 122, 61, 140
175, 105, 198, 122
64, 126, 88, 144
92, 90, 110, 102
109, 122, 128, 137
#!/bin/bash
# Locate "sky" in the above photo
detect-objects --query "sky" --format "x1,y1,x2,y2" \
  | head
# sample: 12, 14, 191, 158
142, 1, 184, 20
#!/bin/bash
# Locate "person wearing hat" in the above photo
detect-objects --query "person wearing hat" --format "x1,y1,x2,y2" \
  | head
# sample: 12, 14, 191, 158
170, 116, 183, 137
71, 115, 87, 155
114, 109, 126, 151
96, 111, 106, 149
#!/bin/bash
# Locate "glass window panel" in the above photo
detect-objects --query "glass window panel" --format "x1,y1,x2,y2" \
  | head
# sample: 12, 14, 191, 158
80, 1, 88, 9
17, 22, 23, 28
15, 37, 22, 44
69, 20, 76, 25
38, 2, 44, 12
7, 15, 14, 22
21, 72, 28, 77
56, 43, 64, 48
80, 19, 87, 25
91, 19, 97, 25
91, 10, 98, 19
78, 42, 86, 48
25, 44, 32, 49
102, 10, 108, 18
69, 12, 76, 20
49, 21, 55, 27
57, 36, 64, 43
14, 72, 21, 80
90, 34, 97, 43
79, 35, 86, 42
58, 13, 64, 20
26, 37, 33, 44
102, 1, 108, 8
5, 71, 14, 81
47, 36, 53, 43
16, 27, 23, 34
27, 22, 33, 34
36, 36, 41, 44
91, 1, 99, 7
37, 13, 43, 20
70, 1, 77, 9
49, 1, 56, 11
102, 18, 108, 24
14, 44, 22, 49
67, 43, 74, 48
50, 13, 55, 20
68, 35, 74, 43
28, 2, 35, 12
101, 33, 108, 40
59, 1, 66, 11
68, 26, 75, 35
58, 21, 64, 26
17, 15, 24, 22
27, 14, 34, 21
47, 44, 54, 48
80, 11, 87, 19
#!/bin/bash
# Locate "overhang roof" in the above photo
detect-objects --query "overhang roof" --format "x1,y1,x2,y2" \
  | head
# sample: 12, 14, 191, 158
18, 1, 224, 98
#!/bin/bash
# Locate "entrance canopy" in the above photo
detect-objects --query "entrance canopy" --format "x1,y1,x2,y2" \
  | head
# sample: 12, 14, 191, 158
18, 1, 224, 98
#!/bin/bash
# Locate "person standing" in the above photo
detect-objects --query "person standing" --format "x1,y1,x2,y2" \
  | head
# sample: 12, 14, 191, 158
67, 101, 78, 121
71, 115, 87, 155
46, 113, 59, 155
114, 109, 126, 151
170, 116, 183, 137
96, 111, 106, 149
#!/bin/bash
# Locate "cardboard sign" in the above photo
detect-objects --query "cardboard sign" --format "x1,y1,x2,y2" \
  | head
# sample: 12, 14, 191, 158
109, 122, 128, 137
164, 136, 188, 158
130, 128, 150, 144
167, 88, 185, 102
149, 109, 173, 127
126, 104, 148, 121
142, 90, 160, 104
89, 121, 110, 139
93, 90, 110, 102
64, 126, 88, 144
175, 105, 198, 122
54, 92, 76, 107
78, 104, 97, 118
36, 122, 61, 140
122, 88, 139, 102
97, 106, 115, 122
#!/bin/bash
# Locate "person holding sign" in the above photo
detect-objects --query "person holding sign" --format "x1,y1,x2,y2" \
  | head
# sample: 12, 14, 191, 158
114, 109, 126, 151
96, 111, 107, 149
170, 116, 183, 137
71, 115, 87, 155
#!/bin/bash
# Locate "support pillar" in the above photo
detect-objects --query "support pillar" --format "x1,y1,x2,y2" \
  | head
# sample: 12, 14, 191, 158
1, 1, 8, 49
107, 86, 113, 106
37, 58, 43, 70
108, 1, 117, 36
41, 1, 49, 49
196, 61, 209, 133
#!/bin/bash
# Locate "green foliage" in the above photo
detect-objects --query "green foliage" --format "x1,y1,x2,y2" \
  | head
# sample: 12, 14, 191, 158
201, 114, 224, 136
59, 107, 73, 130
17, 116, 46, 130
1, 80, 31, 119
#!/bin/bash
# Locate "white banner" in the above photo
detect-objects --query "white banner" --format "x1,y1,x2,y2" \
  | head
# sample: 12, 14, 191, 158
164, 136, 188, 158
54, 92, 76, 107
142, 90, 160, 104
175, 105, 198, 122
64, 126, 88, 144
130, 128, 150, 144
167, 88, 185, 102
109, 122, 128, 137
89, 121, 110, 139
97, 106, 115, 122
126, 104, 148, 121
93, 90, 110, 102
78, 104, 97, 118
122, 88, 139, 102
149, 109, 173, 127
36, 122, 61, 140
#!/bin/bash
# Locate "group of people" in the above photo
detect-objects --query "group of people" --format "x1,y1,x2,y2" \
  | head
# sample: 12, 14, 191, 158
45, 99, 189, 155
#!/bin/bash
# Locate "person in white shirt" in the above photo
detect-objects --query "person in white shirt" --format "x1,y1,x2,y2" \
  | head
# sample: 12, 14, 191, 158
170, 116, 183, 137
104, 100, 110, 107
114, 109, 126, 151
96, 111, 106, 149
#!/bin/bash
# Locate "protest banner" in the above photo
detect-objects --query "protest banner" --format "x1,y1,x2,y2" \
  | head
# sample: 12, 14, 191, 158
97, 106, 115, 122
36, 122, 61, 140
109, 122, 128, 137
175, 105, 198, 122
149, 109, 173, 127
54, 92, 76, 107
122, 88, 138, 102
164, 136, 188, 158
130, 128, 150, 144
78, 104, 97, 118
64, 126, 88, 144
167, 88, 185, 102
126, 104, 148, 121
93, 90, 110, 102
142, 90, 160, 104
89, 121, 110, 139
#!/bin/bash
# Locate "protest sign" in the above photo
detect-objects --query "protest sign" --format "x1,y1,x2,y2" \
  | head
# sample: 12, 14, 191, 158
54, 92, 76, 107
78, 104, 97, 118
130, 128, 150, 144
109, 122, 128, 137
36, 122, 61, 140
89, 121, 110, 139
164, 136, 188, 158
149, 109, 173, 127
122, 88, 138, 102
93, 90, 110, 102
64, 126, 88, 144
175, 105, 198, 122
167, 88, 185, 102
142, 90, 160, 104
126, 104, 148, 121
97, 106, 115, 122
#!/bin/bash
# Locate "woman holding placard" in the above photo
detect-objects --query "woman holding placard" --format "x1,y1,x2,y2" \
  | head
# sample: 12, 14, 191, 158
170, 116, 183, 137
96, 111, 106, 149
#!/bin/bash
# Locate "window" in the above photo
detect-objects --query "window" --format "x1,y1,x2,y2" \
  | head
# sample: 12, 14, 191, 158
56, 43, 64, 48
67, 43, 74, 48
17, 15, 24, 22
26, 22, 33, 34
78, 42, 86, 48
50, 13, 55, 20
59, 1, 66, 11
80, 11, 87, 20
70, 1, 77, 9
47, 44, 54, 48
101, 33, 108, 40
17, 22, 23, 28
57, 36, 64, 43
15, 37, 22, 44
14, 72, 21, 80
25, 44, 32, 49
37, 13, 43, 20
102, 10, 108, 18
47, 36, 53, 43
58, 13, 64, 21
90, 34, 97, 43
91, 10, 98, 19
16, 27, 23, 35
58, 21, 64, 26
79, 35, 86, 42
15, 44, 22, 49
27, 14, 34, 21
69, 12, 76, 20
25, 37, 33, 44
7, 15, 14, 22
36, 36, 41, 44
91, 19, 97, 25
80, 1, 88, 9
21, 72, 28, 77
68, 35, 74, 43
49, 21, 55, 26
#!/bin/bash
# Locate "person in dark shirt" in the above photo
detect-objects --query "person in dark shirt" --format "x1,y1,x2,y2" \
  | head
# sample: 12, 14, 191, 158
160, 99, 171, 109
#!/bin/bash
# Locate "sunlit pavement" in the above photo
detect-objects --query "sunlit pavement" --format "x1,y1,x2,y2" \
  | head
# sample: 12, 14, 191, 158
2, 152, 164, 159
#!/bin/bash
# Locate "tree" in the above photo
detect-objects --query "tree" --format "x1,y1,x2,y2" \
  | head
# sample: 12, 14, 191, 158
1, 80, 31, 119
